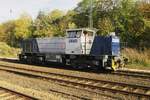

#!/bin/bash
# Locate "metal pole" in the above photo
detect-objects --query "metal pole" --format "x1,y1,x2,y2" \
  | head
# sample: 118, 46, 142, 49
10, 9, 13, 46
89, 0, 93, 29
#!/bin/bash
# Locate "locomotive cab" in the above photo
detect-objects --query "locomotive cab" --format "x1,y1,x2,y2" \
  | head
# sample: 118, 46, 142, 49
65, 28, 96, 55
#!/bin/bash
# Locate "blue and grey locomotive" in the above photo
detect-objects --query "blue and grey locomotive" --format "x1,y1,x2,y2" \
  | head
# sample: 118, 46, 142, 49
19, 28, 123, 70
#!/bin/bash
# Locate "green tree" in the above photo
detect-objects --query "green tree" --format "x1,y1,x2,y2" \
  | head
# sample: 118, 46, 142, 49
0, 21, 16, 46
14, 14, 32, 39
0, 0, 149, 49
31, 11, 53, 37
48, 9, 64, 21
98, 17, 114, 35
53, 10, 77, 36
32, 10, 65, 37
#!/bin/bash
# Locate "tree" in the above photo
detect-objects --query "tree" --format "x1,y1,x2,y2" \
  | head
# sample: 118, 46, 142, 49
48, 9, 64, 21
31, 10, 66, 37
0, 21, 16, 46
53, 10, 77, 36
0, 0, 149, 49
31, 11, 54, 37
14, 14, 32, 40
137, 1, 150, 20
98, 17, 114, 35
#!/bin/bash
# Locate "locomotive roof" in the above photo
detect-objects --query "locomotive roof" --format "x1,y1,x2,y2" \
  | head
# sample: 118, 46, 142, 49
66, 28, 96, 32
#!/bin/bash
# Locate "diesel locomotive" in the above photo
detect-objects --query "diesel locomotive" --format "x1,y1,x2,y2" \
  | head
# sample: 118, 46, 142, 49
19, 28, 124, 70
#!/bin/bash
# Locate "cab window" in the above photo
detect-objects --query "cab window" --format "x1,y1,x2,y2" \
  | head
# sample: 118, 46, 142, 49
67, 30, 81, 38
83, 31, 94, 37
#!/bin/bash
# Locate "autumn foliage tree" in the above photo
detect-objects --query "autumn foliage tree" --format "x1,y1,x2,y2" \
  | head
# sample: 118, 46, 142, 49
0, 0, 149, 48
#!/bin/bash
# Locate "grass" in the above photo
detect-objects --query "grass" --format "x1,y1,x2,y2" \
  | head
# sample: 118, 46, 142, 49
122, 48, 150, 70
0, 42, 20, 58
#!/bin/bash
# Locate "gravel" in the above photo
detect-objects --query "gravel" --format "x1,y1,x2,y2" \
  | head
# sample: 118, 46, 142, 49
0, 60, 150, 99
0, 70, 114, 100
0, 60, 149, 87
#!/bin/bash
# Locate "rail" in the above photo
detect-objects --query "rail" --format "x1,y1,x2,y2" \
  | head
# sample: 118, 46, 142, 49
0, 64, 149, 99
0, 87, 37, 100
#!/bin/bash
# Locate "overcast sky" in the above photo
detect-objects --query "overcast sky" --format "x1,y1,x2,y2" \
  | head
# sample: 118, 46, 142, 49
0, 0, 81, 23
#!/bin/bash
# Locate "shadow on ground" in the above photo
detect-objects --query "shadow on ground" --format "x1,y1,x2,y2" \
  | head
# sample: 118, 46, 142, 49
0, 58, 113, 74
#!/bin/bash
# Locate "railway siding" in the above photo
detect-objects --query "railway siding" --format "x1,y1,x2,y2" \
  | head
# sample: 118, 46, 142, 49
1, 60, 150, 81
0, 64, 149, 99
0, 59, 150, 99
0, 66, 119, 99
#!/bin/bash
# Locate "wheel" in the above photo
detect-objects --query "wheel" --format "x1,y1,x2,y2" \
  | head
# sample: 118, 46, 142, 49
62, 57, 66, 65
19, 54, 26, 63
19, 54, 23, 61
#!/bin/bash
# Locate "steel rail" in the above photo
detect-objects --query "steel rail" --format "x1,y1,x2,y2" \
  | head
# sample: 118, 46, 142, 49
112, 70, 150, 79
0, 87, 37, 100
0, 64, 150, 89
0, 68, 120, 99
0, 64, 149, 99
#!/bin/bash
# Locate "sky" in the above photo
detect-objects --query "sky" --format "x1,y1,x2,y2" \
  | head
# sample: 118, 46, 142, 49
0, 0, 82, 23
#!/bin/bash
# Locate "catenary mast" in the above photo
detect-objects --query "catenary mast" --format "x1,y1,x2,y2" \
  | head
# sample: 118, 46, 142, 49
89, 0, 93, 29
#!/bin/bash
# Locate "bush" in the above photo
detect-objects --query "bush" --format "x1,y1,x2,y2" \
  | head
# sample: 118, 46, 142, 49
0, 42, 20, 57
122, 48, 150, 67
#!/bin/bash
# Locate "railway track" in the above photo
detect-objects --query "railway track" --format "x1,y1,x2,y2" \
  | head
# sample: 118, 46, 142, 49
113, 69, 150, 79
0, 64, 149, 99
1, 58, 150, 79
0, 65, 119, 99
0, 87, 36, 100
